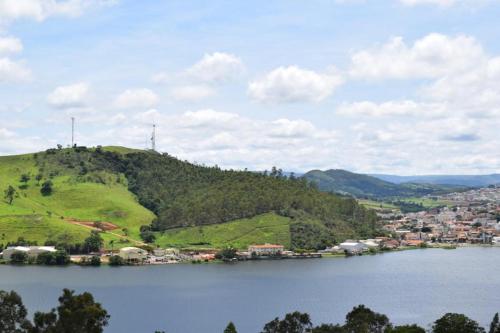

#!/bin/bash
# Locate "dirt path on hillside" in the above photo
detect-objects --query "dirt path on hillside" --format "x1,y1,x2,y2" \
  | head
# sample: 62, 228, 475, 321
64, 218, 147, 247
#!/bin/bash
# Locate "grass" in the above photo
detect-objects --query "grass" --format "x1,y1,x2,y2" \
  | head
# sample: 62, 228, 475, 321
0, 215, 89, 245
0, 151, 155, 247
399, 197, 454, 208
155, 213, 291, 249
358, 199, 398, 211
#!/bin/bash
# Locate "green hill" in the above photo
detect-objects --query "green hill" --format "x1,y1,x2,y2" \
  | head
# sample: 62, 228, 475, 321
1, 147, 379, 250
304, 169, 466, 199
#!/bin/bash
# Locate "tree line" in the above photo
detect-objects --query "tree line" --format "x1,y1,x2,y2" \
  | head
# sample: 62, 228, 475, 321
2, 290, 499, 333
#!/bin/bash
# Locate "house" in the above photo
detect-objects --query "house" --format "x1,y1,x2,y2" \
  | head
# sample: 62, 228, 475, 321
1, 246, 56, 262
118, 247, 148, 262
248, 244, 284, 256
339, 241, 367, 254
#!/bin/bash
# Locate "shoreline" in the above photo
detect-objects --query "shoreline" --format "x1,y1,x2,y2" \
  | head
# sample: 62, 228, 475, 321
1, 244, 499, 267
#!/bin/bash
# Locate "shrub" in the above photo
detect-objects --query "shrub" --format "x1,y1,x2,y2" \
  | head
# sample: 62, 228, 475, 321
10, 251, 28, 264
109, 255, 124, 266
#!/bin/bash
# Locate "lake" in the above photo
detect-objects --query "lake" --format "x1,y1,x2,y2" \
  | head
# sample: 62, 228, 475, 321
1, 247, 499, 333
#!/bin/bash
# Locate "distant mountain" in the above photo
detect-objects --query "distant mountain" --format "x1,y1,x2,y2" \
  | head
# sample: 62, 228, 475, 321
303, 169, 465, 199
370, 174, 500, 187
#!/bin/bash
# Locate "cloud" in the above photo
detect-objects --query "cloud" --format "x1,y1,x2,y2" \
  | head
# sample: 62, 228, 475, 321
248, 66, 343, 103
337, 100, 447, 117
0, 0, 117, 23
0, 36, 22, 54
349, 33, 484, 80
113, 88, 159, 109
47, 82, 89, 109
170, 85, 215, 101
151, 72, 169, 84
186, 52, 244, 82
0, 57, 31, 82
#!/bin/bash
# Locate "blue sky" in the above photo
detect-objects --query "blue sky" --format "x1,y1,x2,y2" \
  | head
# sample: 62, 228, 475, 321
1, 0, 500, 174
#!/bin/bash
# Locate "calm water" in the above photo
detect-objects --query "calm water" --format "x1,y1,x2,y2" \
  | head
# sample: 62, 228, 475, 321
1, 247, 499, 333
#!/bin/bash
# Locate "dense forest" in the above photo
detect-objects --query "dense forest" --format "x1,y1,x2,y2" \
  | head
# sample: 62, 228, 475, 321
35, 147, 379, 248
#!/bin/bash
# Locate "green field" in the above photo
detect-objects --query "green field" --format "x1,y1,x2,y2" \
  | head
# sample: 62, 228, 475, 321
358, 199, 398, 211
0, 152, 154, 248
399, 197, 454, 208
155, 213, 291, 249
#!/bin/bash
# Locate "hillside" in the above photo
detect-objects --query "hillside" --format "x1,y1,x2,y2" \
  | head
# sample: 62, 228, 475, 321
370, 173, 500, 187
0, 150, 155, 250
304, 169, 465, 199
0, 146, 379, 250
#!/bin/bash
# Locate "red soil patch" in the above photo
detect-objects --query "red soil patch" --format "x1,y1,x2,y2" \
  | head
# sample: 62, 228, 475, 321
65, 218, 119, 231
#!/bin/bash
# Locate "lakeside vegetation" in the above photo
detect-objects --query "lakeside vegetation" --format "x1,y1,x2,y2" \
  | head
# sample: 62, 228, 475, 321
2, 288, 499, 333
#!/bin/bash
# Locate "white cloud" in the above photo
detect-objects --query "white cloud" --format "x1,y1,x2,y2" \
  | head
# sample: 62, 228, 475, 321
0, 0, 117, 23
248, 66, 343, 103
0, 36, 22, 54
186, 52, 244, 82
170, 85, 215, 101
0, 57, 31, 82
47, 82, 89, 109
113, 88, 159, 109
349, 33, 484, 80
151, 72, 169, 84
338, 100, 447, 117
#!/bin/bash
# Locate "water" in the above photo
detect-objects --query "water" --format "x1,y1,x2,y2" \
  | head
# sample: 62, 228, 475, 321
1, 247, 499, 333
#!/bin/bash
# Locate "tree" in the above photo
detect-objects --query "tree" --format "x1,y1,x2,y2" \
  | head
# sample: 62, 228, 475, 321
0, 290, 31, 333
261, 312, 313, 333
224, 322, 238, 333
90, 256, 101, 266
432, 313, 485, 333
9, 251, 28, 264
216, 247, 237, 261
35, 174, 43, 186
490, 313, 500, 333
84, 231, 103, 253
109, 255, 124, 266
312, 324, 346, 333
31, 289, 109, 333
40, 181, 53, 196
20, 174, 30, 185
4, 185, 17, 205
344, 305, 392, 333
388, 325, 425, 333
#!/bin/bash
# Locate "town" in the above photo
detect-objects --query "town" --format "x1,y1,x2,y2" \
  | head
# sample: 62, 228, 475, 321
380, 186, 500, 246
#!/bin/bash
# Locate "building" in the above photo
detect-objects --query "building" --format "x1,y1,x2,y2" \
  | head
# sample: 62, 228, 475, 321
248, 244, 284, 256
339, 241, 367, 254
1, 246, 56, 262
118, 247, 148, 262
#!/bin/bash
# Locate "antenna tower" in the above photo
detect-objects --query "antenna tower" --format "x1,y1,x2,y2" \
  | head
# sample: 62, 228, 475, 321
71, 117, 75, 147
151, 124, 156, 151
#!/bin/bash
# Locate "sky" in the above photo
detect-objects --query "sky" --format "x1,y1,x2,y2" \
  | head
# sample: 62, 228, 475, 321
1, 0, 500, 175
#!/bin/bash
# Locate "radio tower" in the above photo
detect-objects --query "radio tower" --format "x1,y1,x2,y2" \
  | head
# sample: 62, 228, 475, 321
151, 124, 156, 151
71, 117, 75, 147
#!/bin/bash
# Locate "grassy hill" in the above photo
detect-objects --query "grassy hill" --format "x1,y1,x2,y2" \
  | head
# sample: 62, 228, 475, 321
0, 150, 155, 249
1, 147, 379, 251
304, 169, 466, 199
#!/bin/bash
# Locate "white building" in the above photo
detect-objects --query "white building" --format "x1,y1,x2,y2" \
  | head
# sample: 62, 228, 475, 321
118, 247, 148, 262
339, 241, 367, 254
248, 244, 284, 256
1, 246, 56, 262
